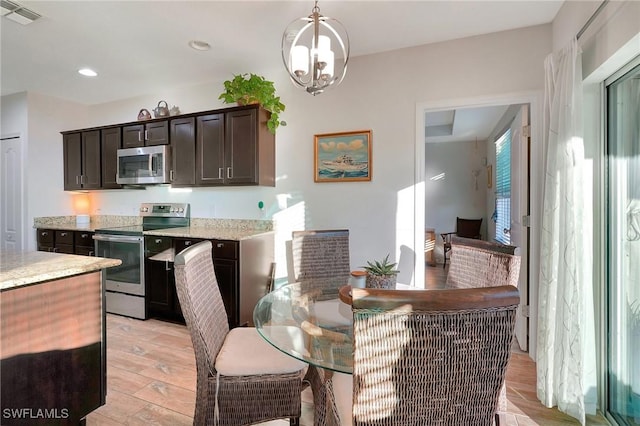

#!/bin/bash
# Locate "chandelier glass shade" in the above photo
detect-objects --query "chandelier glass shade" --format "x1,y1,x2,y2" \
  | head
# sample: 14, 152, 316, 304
281, 1, 349, 95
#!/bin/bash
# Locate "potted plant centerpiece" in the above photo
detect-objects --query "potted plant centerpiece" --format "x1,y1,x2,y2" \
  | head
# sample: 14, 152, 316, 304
218, 73, 285, 134
362, 254, 400, 289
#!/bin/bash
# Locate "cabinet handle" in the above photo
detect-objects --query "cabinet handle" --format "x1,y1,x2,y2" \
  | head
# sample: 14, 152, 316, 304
89, 251, 94, 256
165, 260, 171, 271
185, 241, 192, 246
41, 231, 48, 236
145, 130, 149, 141
138, 131, 142, 142
53, 247, 59, 253
76, 175, 80, 184
81, 233, 88, 238
227, 167, 232, 179
217, 243, 223, 248
155, 238, 162, 244
61, 232, 67, 237
170, 170, 174, 181
218, 168, 223, 179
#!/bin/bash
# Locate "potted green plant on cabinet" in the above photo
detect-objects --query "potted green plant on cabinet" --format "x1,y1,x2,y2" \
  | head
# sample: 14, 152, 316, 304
218, 73, 285, 134
362, 254, 400, 289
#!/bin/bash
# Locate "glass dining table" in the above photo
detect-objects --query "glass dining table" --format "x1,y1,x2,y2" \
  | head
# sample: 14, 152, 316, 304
253, 278, 413, 374
253, 278, 354, 373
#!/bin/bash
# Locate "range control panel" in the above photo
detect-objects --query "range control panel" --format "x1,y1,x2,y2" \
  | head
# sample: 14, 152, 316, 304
139, 203, 190, 217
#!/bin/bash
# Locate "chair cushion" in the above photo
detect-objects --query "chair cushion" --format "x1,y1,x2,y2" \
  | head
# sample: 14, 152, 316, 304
215, 327, 307, 376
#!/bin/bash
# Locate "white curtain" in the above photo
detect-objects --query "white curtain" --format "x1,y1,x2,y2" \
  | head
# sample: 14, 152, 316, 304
537, 38, 597, 424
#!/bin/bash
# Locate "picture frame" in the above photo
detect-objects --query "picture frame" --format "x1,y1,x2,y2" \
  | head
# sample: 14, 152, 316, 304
314, 130, 372, 182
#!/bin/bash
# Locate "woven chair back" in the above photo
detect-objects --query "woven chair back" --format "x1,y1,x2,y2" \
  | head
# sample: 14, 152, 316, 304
351, 285, 519, 426
446, 236, 521, 289
174, 240, 229, 371
292, 229, 350, 281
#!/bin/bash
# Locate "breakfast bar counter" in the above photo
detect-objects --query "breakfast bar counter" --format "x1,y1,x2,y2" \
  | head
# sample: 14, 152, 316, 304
0, 250, 120, 425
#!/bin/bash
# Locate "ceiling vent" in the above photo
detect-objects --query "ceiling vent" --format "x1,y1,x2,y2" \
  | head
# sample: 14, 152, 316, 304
1, 0, 41, 25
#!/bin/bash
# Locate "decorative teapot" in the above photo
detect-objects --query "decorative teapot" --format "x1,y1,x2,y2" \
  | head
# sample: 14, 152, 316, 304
137, 108, 151, 121
153, 100, 170, 118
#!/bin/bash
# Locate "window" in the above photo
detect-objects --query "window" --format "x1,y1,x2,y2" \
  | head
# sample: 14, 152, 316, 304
494, 128, 511, 244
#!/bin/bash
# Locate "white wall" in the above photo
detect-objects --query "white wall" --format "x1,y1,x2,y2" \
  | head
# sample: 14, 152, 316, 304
2, 23, 552, 286
425, 139, 487, 263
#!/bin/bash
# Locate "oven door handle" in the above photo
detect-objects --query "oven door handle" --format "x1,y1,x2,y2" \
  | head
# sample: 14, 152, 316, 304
93, 234, 143, 243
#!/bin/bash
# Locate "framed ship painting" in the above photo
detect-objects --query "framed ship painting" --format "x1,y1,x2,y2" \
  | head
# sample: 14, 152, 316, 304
314, 130, 372, 182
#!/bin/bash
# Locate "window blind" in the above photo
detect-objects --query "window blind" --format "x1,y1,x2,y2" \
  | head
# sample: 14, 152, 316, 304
495, 128, 511, 244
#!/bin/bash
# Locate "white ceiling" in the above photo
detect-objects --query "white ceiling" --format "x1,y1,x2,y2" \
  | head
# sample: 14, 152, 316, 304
1, 0, 563, 106
425, 105, 510, 143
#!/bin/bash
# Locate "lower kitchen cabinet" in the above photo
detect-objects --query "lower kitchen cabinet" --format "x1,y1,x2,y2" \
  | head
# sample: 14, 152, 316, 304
145, 236, 250, 327
36, 229, 94, 255
145, 236, 183, 323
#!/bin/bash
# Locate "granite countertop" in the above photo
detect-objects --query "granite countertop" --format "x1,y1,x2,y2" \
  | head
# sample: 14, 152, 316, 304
34, 216, 274, 241
0, 250, 122, 291
144, 226, 274, 241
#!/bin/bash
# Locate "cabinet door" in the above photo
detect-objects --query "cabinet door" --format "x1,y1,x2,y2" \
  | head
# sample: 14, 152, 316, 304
196, 114, 225, 185
63, 133, 83, 190
75, 231, 95, 253
122, 124, 144, 148
145, 121, 169, 146
37, 229, 54, 252
145, 258, 174, 316
82, 130, 102, 189
213, 258, 239, 327
170, 118, 195, 186
101, 127, 122, 189
225, 109, 257, 185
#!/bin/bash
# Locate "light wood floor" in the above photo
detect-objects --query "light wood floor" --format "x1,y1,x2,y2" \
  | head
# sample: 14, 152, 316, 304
87, 266, 610, 425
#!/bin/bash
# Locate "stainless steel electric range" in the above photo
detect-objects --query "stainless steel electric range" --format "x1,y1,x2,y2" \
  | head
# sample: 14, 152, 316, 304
94, 203, 190, 319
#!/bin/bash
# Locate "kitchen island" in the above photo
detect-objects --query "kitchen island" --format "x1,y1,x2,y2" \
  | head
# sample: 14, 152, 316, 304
0, 250, 120, 425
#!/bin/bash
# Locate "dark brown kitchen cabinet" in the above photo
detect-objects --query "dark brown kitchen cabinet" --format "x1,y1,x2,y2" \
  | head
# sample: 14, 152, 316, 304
37, 229, 54, 252
196, 106, 275, 187
122, 120, 169, 148
170, 117, 196, 186
145, 236, 183, 323
225, 107, 274, 186
37, 228, 94, 255
101, 126, 122, 189
211, 240, 240, 326
63, 130, 101, 190
196, 113, 225, 185
75, 231, 95, 256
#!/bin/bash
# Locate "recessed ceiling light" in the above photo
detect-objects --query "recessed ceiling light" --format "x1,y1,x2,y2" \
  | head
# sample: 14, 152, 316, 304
188, 40, 211, 51
78, 68, 97, 77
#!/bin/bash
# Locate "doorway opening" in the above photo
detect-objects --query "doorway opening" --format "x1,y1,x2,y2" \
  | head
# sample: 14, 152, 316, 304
415, 92, 540, 356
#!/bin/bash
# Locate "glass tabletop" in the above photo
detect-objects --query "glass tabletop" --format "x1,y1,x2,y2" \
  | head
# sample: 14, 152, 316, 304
253, 278, 355, 374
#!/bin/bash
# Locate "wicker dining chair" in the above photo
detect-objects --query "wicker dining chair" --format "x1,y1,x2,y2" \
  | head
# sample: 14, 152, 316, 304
291, 229, 351, 281
290, 230, 351, 426
174, 241, 306, 426
446, 235, 521, 290
343, 285, 520, 426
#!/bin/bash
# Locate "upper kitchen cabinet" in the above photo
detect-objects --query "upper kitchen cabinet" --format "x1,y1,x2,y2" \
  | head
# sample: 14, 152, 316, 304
101, 127, 122, 189
122, 120, 169, 148
196, 105, 275, 187
196, 113, 225, 185
63, 131, 101, 190
170, 117, 196, 186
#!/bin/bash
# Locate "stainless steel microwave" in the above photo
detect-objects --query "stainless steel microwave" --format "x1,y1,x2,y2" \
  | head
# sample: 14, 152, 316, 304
116, 145, 171, 185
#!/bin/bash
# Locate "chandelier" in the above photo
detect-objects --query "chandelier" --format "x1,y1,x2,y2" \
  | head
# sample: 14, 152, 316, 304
281, 1, 350, 95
